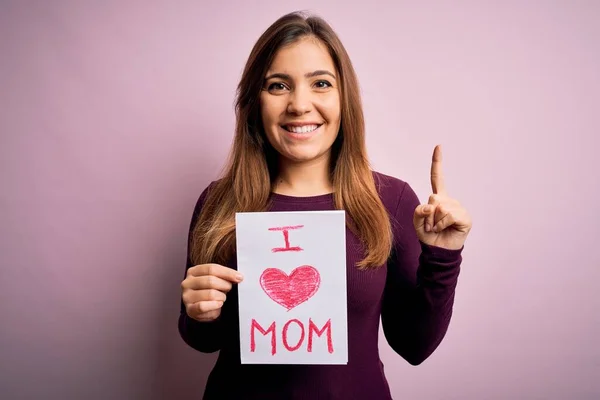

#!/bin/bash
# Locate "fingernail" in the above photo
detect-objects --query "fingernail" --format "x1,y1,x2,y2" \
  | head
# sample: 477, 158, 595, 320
236, 273, 243, 281
425, 223, 431, 232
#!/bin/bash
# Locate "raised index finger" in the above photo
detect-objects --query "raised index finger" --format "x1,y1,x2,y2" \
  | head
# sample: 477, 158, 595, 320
430, 144, 447, 195
188, 263, 243, 283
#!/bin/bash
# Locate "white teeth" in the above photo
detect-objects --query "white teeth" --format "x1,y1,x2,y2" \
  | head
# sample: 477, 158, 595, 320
286, 124, 319, 133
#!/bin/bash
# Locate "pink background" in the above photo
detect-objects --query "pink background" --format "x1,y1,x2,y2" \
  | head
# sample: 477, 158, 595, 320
1, 1, 598, 399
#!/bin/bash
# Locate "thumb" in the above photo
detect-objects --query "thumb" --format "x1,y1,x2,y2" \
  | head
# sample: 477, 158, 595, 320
413, 204, 433, 229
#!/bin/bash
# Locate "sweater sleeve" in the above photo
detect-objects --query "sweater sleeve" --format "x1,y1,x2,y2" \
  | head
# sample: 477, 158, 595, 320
380, 181, 462, 365
177, 183, 224, 353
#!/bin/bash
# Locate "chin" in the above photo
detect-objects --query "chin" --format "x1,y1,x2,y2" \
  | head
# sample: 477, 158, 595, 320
280, 149, 330, 164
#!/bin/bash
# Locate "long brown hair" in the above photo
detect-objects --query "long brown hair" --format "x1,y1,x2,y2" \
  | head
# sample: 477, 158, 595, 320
190, 11, 392, 269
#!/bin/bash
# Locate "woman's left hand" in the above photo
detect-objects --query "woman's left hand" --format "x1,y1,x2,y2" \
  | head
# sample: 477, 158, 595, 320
413, 145, 472, 250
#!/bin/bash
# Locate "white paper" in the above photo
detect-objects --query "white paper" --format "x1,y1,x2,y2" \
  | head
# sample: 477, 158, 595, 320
235, 210, 348, 364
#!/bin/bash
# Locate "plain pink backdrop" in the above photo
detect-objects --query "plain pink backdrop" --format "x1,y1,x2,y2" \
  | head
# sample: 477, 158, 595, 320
1, 1, 598, 399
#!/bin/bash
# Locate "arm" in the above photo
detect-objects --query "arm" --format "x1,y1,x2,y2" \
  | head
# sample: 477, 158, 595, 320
177, 184, 224, 353
381, 182, 462, 365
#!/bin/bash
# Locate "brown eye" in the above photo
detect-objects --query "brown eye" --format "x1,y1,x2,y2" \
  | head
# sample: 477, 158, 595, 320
314, 80, 332, 89
267, 82, 288, 92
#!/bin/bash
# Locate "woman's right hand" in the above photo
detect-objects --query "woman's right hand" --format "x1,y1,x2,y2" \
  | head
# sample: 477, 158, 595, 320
181, 263, 244, 322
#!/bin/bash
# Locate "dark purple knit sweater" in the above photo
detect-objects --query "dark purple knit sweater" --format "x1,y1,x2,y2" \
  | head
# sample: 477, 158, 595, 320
178, 171, 463, 399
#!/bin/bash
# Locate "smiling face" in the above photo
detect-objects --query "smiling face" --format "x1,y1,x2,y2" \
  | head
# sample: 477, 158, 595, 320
260, 36, 341, 167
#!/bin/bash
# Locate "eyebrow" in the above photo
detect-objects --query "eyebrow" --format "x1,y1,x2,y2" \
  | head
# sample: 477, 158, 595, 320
264, 70, 337, 81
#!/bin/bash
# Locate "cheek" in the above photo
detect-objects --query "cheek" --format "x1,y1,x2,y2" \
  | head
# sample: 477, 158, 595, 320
259, 96, 273, 123
260, 96, 286, 125
259, 106, 279, 143
317, 96, 341, 124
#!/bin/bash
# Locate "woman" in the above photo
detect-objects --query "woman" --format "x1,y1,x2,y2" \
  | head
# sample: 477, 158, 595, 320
179, 11, 472, 399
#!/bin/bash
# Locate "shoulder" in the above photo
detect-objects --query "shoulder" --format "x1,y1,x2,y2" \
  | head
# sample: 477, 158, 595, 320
372, 170, 422, 224
371, 171, 421, 246
191, 179, 223, 219
371, 170, 416, 213
372, 170, 408, 194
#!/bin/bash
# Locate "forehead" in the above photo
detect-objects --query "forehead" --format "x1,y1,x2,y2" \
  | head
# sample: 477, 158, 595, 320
266, 37, 335, 75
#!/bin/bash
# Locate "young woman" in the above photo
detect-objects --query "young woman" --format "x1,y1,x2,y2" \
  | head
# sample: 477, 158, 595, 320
179, 11, 472, 400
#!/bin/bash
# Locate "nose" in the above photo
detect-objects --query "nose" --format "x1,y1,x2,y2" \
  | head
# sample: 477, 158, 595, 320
286, 87, 312, 115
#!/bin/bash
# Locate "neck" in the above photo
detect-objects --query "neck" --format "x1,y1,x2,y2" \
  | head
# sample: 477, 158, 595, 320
273, 155, 333, 197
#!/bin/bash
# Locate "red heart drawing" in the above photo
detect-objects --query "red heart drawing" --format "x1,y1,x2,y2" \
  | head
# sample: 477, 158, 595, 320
259, 265, 320, 311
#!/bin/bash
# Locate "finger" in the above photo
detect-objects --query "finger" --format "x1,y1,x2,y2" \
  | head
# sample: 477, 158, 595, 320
193, 309, 222, 322
183, 275, 233, 293
413, 205, 425, 228
188, 263, 243, 283
440, 208, 472, 233
183, 288, 227, 305
430, 144, 447, 195
432, 211, 455, 233
413, 204, 433, 231
426, 194, 441, 232
187, 300, 224, 316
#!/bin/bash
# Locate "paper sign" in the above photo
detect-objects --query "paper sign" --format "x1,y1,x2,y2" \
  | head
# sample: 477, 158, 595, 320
235, 211, 348, 364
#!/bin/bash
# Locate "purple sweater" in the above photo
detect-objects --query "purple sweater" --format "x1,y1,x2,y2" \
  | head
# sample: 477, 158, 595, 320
178, 172, 462, 399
